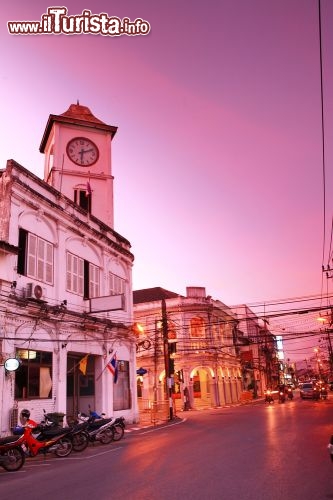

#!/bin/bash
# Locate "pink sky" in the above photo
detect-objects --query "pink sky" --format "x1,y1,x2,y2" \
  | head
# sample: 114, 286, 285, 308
1, 0, 333, 361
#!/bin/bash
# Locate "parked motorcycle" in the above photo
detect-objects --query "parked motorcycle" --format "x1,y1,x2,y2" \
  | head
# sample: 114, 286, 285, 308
278, 390, 286, 403
110, 416, 126, 442
78, 405, 126, 444
77, 412, 115, 445
91, 411, 125, 442
264, 390, 274, 404
0, 434, 26, 472
13, 424, 73, 458
42, 410, 89, 452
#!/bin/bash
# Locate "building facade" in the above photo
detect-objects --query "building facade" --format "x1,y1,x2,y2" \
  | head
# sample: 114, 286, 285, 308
0, 103, 138, 433
134, 286, 243, 415
232, 305, 279, 395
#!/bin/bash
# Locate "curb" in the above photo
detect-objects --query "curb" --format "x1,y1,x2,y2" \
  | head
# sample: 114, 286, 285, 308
125, 415, 184, 434
125, 399, 265, 433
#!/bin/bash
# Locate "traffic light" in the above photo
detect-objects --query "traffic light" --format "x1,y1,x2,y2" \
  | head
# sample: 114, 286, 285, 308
169, 357, 175, 374
168, 341, 177, 355
177, 369, 184, 383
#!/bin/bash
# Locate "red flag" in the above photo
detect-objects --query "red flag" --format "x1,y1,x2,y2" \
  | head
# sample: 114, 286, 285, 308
107, 354, 118, 383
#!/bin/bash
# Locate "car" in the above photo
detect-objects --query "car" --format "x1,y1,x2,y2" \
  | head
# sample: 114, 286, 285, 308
300, 382, 320, 400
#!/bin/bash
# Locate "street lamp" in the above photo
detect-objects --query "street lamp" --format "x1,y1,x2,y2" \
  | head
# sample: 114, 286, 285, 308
314, 348, 322, 380
1, 357, 21, 373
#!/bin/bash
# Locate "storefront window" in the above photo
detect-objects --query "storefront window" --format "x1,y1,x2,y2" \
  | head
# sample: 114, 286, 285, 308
113, 360, 130, 410
15, 349, 52, 399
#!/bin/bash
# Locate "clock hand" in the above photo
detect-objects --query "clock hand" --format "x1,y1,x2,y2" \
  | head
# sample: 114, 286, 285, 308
79, 148, 85, 162
82, 148, 94, 154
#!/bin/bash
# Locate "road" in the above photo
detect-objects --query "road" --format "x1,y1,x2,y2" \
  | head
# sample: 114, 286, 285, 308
1, 396, 333, 500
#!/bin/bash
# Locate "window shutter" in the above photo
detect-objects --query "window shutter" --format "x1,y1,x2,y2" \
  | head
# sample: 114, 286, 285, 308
73, 255, 78, 293
66, 253, 72, 290
109, 272, 114, 295
78, 258, 84, 295
67, 253, 84, 295
88, 263, 99, 298
45, 242, 53, 284
27, 233, 37, 277
109, 272, 125, 296
37, 238, 45, 281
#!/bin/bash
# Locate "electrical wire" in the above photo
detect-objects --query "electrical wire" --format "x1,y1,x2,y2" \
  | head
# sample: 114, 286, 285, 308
318, 0, 327, 273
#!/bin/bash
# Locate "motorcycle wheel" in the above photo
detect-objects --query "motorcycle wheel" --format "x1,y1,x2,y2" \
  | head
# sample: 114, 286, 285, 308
99, 429, 114, 445
1, 447, 25, 472
72, 432, 89, 452
55, 437, 73, 457
112, 424, 124, 441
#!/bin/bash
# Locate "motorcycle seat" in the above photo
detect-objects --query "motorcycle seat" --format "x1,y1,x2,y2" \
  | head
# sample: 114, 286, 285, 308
36, 427, 71, 439
88, 418, 112, 429
0, 435, 21, 445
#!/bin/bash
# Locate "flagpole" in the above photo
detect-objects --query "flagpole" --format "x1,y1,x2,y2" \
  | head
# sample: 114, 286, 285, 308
96, 363, 108, 382
87, 170, 91, 213
67, 354, 89, 374
96, 352, 117, 382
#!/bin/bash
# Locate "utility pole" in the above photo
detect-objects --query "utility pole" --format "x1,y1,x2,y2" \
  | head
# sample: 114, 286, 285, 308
326, 329, 333, 378
153, 320, 158, 406
162, 298, 173, 420
327, 308, 333, 379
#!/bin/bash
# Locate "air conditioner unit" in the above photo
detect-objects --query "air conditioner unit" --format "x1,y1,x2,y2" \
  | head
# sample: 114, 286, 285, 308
25, 283, 44, 300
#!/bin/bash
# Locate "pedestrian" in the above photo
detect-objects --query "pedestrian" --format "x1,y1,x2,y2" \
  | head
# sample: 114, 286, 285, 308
19, 409, 38, 429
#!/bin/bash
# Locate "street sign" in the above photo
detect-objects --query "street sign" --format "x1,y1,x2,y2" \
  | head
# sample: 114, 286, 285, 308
89, 294, 125, 313
136, 367, 147, 375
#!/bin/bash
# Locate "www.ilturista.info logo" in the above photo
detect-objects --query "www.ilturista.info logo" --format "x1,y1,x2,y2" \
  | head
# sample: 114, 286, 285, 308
7, 7, 151, 36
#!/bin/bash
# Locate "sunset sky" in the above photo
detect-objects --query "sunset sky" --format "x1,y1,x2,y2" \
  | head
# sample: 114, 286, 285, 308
1, 1, 333, 361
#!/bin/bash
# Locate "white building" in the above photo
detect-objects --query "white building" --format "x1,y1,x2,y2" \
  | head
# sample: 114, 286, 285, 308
134, 286, 242, 415
0, 103, 138, 433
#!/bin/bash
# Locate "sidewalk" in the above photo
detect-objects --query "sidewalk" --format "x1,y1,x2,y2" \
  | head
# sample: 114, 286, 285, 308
125, 397, 265, 434
125, 415, 183, 434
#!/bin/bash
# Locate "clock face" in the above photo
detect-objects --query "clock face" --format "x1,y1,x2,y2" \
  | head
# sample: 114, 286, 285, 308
66, 137, 99, 166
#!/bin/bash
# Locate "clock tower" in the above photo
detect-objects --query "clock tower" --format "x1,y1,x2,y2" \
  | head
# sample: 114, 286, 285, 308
40, 103, 118, 228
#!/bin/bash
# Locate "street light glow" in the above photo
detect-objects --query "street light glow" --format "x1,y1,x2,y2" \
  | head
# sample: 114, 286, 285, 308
3, 357, 20, 372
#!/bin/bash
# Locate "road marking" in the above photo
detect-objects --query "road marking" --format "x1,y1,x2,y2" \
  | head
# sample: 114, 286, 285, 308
138, 418, 186, 435
79, 447, 122, 459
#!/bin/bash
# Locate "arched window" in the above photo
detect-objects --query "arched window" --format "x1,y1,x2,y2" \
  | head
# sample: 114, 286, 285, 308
190, 317, 205, 338
190, 317, 205, 351
167, 320, 177, 341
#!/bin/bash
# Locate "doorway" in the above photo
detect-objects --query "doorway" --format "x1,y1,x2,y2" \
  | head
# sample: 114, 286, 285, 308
66, 354, 95, 420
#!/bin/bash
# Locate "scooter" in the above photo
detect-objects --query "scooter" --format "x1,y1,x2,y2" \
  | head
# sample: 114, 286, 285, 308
287, 388, 293, 400
13, 424, 73, 458
42, 410, 89, 452
77, 406, 125, 443
320, 386, 328, 400
90, 411, 125, 442
278, 391, 286, 403
76, 412, 116, 445
264, 390, 274, 404
313, 386, 320, 400
0, 434, 26, 472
